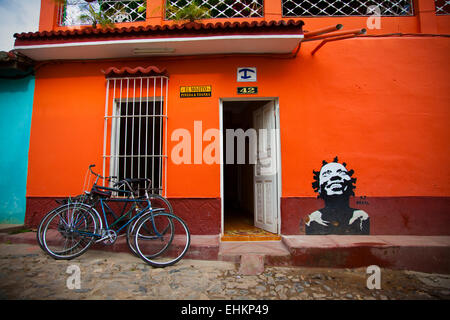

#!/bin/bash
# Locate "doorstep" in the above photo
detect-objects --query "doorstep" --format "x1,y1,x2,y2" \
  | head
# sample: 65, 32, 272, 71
218, 240, 291, 275
218, 240, 291, 264
1, 232, 449, 274
221, 234, 282, 241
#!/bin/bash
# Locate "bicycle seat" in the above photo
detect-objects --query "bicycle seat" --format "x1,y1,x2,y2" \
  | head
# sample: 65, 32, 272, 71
91, 185, 112, 198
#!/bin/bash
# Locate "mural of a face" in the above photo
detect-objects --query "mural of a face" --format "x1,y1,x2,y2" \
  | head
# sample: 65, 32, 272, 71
319, 162, 351, 196
306, 156, 370, 235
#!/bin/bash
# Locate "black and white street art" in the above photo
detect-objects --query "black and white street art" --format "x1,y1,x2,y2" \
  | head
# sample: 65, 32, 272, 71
305, 157, 370, 235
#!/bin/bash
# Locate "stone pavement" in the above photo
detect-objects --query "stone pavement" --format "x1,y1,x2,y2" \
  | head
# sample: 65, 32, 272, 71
3, 230, 449, 274
1, 243, 449, 300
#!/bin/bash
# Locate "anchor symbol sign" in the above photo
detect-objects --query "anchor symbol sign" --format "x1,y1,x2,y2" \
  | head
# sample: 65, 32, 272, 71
239, 68, 255, 79
237, 67, 257, 82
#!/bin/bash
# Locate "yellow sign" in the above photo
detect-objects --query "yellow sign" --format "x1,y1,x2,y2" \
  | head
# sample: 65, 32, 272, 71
180, 85, 212, 98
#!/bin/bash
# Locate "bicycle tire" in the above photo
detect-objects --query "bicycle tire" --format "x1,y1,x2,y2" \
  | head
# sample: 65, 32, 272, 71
133, 211, 190, 268
37, 202, 100, 250
41, 204, 99, 260
128, 209, 175, 258
126, 194, 174, 256
36, 205, 65, 250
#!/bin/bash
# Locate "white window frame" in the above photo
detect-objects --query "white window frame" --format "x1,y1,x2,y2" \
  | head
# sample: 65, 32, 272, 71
103, 76, 169, 197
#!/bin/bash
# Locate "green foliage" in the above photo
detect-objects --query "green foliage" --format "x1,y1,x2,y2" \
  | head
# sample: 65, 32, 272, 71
166, 1, 211, 23
137, 1, 146, 13
52, 0, 116, 28
79, 4, 116, 29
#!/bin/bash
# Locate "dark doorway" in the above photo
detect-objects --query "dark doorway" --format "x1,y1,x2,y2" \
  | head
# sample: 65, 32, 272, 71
222, 100, 278, 239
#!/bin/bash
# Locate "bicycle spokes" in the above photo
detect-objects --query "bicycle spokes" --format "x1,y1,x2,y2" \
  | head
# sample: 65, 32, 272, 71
133, 212, 190, 268
41, 206, 98, 259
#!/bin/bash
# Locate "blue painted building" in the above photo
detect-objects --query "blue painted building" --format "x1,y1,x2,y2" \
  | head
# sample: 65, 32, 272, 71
0, 51, 34, 224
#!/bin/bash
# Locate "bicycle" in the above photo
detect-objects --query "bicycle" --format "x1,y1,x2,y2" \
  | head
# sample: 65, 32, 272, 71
38, 165, 190, 267
37, 165, 172, 255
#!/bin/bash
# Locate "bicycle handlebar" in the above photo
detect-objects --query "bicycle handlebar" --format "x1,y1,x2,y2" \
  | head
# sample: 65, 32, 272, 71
89, 164, 117, 182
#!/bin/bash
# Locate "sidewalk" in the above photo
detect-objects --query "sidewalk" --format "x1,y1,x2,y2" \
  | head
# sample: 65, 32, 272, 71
1, 242, 450, 300
1, 231, 449, 274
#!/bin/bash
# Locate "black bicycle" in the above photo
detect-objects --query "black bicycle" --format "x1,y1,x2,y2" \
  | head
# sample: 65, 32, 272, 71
37, 165, 190, 267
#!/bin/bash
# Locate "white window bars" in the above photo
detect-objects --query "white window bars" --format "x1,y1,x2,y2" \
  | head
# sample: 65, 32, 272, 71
103, 76, 169, 197
58, 0, 146, 26
282, 0, 414, 17
166, 0, 264, 19
435, 0, 450, 15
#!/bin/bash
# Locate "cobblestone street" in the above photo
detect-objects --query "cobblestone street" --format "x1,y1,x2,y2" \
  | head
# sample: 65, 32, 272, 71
0, 243, 449, 301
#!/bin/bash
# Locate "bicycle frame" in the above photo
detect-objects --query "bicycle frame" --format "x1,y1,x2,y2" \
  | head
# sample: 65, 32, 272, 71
98, 198, 150, 234
71, 192, 165, 243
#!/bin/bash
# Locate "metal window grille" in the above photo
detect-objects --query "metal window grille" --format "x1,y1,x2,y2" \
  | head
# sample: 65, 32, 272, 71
282, 0, 414, 17
103, 76, 169, 197
58, 0, 146, 26
166, 0, 264, 19
435, 0, 450, 15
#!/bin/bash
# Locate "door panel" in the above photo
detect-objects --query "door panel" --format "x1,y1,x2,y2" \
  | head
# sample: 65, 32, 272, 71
256, 182, 264, 224
253, 101, 278, 234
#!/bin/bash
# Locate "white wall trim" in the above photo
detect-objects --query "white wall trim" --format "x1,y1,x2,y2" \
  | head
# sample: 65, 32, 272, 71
15, 34, 304, 50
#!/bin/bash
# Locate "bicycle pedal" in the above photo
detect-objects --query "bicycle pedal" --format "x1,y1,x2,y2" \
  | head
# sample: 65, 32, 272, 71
101, 230, 117, 245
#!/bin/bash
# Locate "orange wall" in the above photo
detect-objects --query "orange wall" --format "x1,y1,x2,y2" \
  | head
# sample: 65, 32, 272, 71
27, 63, 106, 196
27, 36, 450, 199
280, 37, 450, 198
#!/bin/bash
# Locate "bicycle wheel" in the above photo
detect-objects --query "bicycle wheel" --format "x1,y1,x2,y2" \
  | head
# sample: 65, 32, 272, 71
133, 211, 190, 268
36, 205, 65, 250
37, 202, 100, 250
37, 194, 98, 249
128, 209, 174, 258
41, 204, 98, 260
126, 194, 174, 256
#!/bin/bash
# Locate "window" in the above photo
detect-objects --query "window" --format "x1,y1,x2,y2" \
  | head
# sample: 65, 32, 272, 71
103, 77, 168, 196
282, 0, 414, 17
435, 0, 450, 15
166, 0, 264, 20
58, 0, 146, 26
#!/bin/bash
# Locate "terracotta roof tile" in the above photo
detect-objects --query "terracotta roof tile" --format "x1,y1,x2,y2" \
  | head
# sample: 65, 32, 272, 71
102, 66, 168, 78
14, 20, 304, 43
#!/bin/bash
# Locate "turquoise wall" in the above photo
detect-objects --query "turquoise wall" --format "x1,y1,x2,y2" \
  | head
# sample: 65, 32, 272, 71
0, 76, 34, 224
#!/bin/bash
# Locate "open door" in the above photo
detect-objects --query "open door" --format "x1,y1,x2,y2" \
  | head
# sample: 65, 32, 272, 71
253, 101, 278, 234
